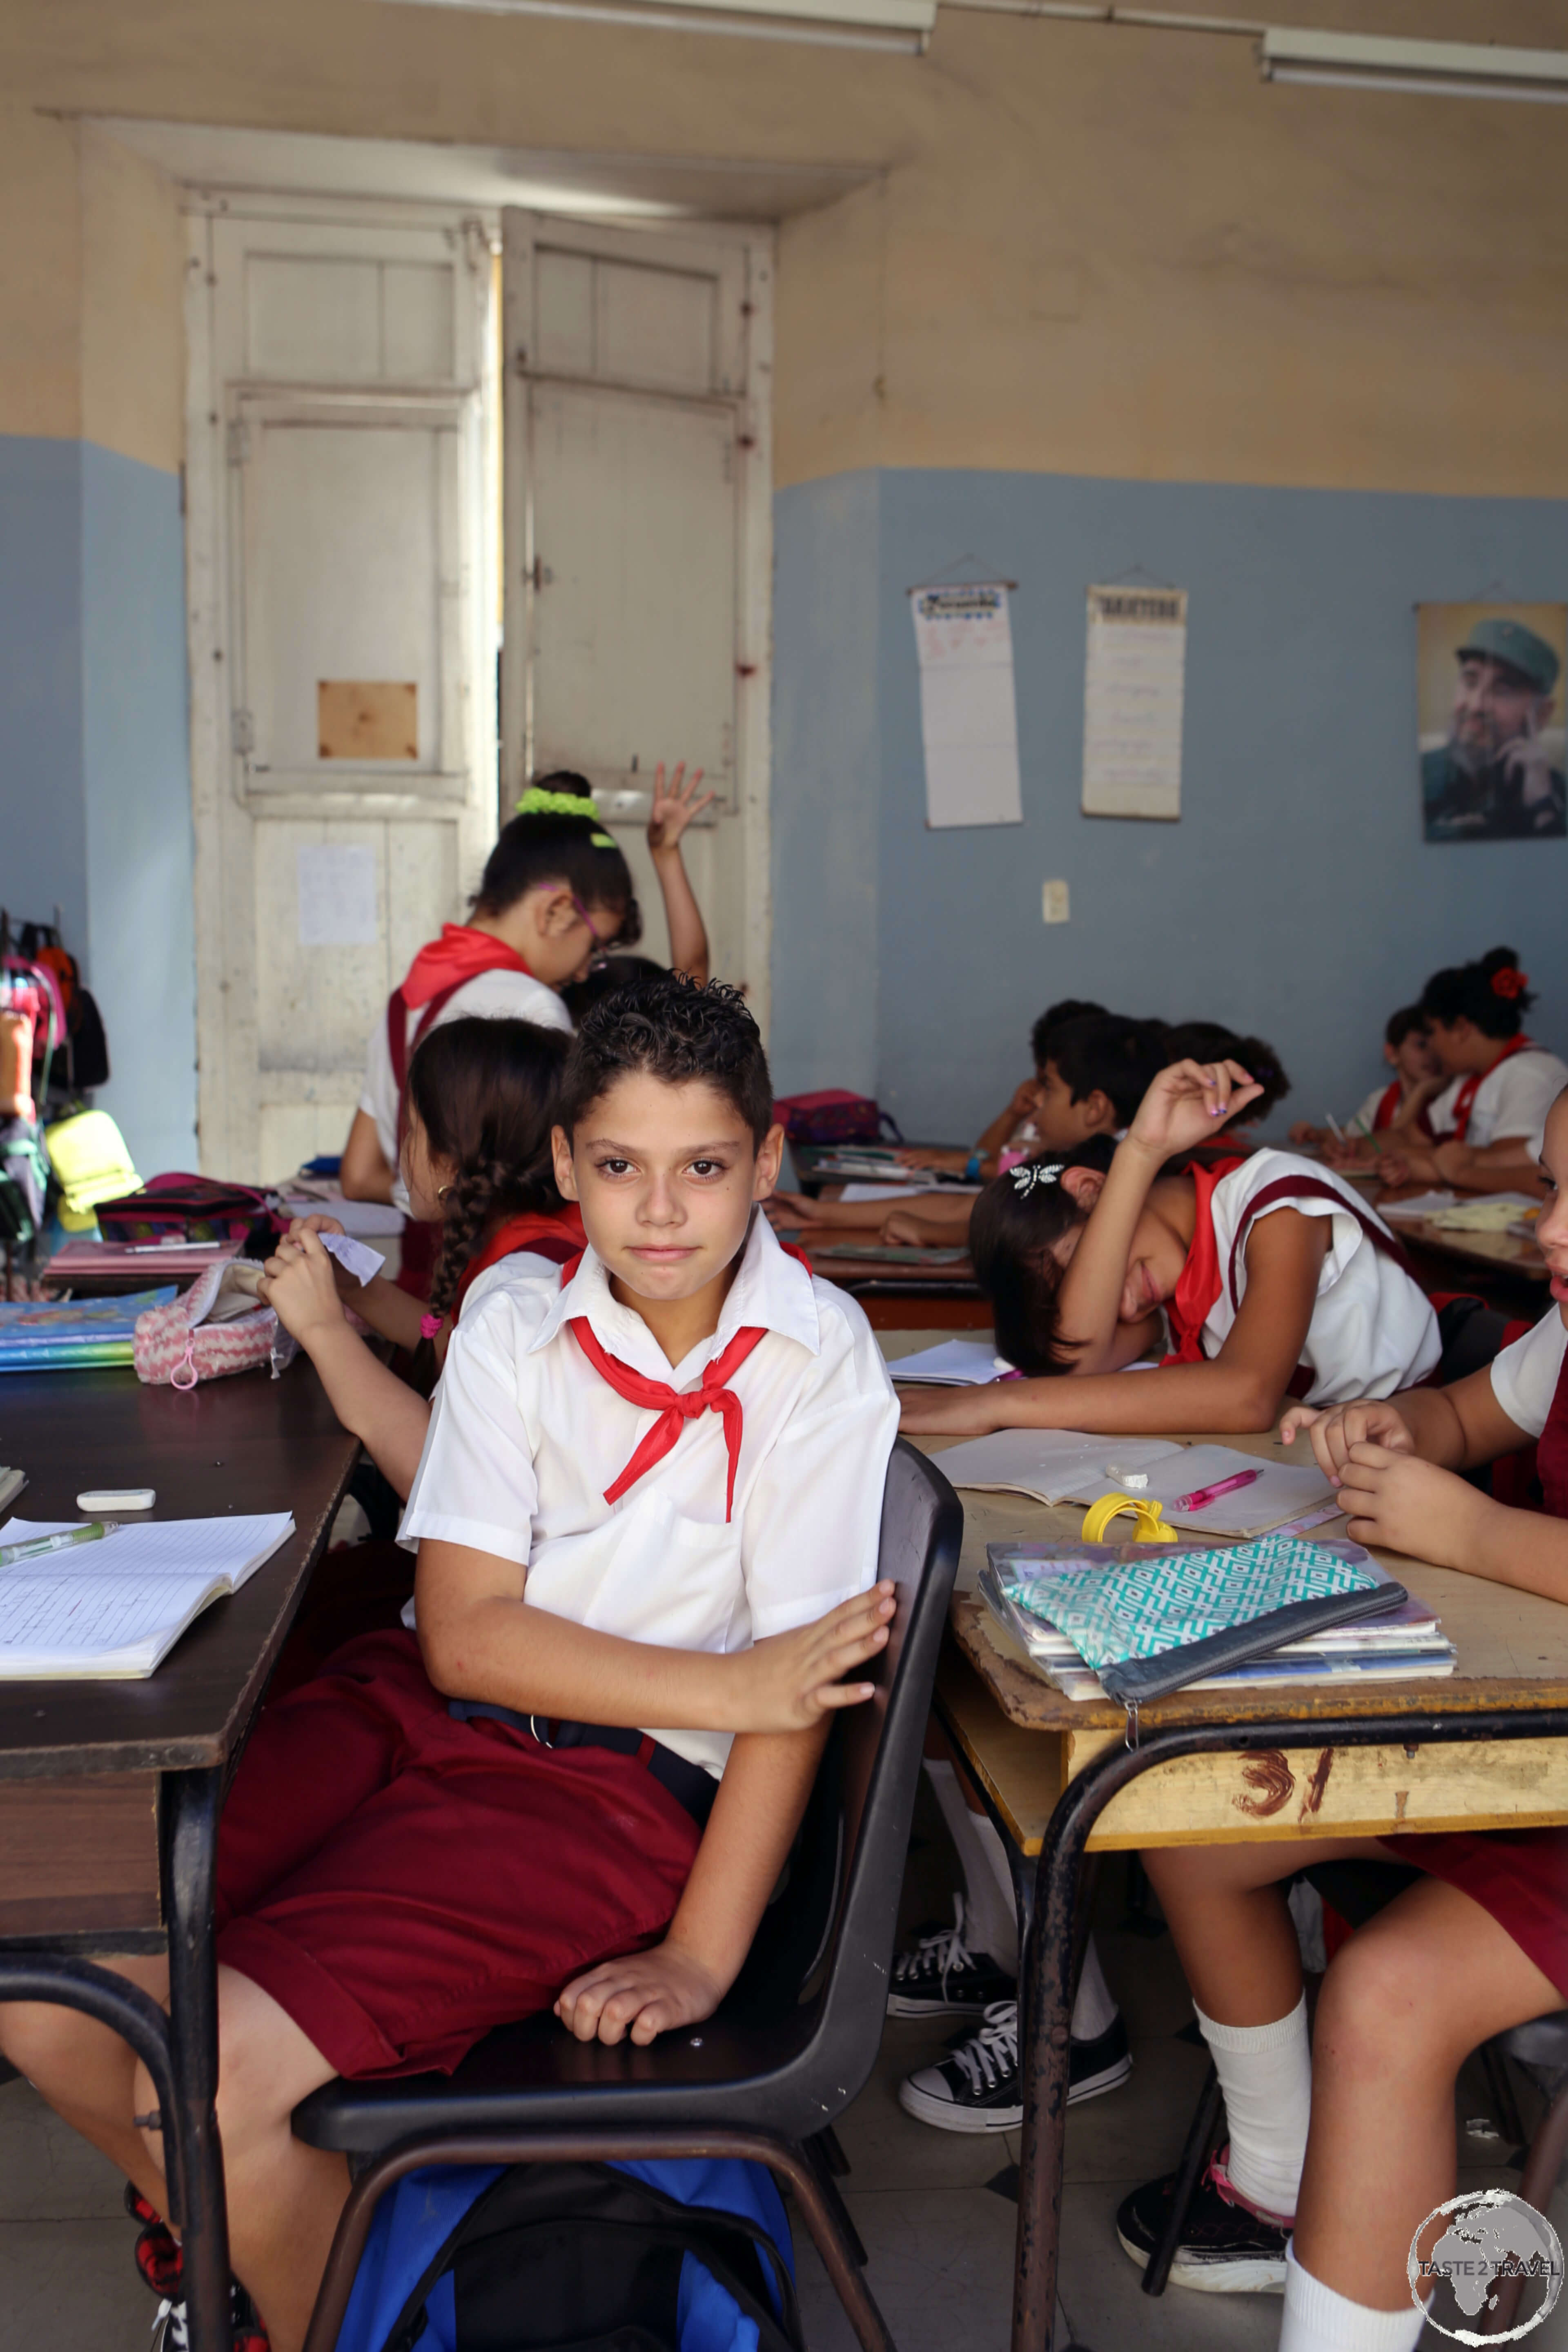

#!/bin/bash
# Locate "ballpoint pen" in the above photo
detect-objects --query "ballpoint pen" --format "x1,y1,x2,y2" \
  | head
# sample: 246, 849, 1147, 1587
0, 1521, 118, 1569
1174, 1469, 1261, 1512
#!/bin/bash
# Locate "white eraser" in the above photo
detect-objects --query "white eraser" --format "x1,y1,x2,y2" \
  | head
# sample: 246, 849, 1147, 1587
76, 1489, 156, 1512
319, 1231, 386, 1286
1105, 1467, 1149, 1489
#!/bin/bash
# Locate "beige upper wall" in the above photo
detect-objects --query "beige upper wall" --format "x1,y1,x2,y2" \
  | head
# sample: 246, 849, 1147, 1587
4, 0, 1568, 493
80, 121, 184, 474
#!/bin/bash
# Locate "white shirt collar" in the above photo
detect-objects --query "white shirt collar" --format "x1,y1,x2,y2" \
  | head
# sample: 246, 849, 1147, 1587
528, 1209, 820, 1384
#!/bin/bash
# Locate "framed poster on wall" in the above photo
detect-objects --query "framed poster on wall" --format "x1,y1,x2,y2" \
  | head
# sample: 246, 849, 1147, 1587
1418, 601, 1567, 842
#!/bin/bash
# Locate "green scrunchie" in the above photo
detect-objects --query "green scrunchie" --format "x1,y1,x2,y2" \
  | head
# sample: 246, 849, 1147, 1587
516, 785, 597, 821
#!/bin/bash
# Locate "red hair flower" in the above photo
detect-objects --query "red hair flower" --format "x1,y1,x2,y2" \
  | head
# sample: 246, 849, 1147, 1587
1492, 967, 1529, 1000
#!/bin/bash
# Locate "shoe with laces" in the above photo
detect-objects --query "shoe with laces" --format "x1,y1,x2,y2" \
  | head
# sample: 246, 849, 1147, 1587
150, 2279, 270, 2350
886, 1898, 1017, 2019
1115, 2149, 1292, 2293
899, 2000, 1133, 2133
126, 2182, 182, 2302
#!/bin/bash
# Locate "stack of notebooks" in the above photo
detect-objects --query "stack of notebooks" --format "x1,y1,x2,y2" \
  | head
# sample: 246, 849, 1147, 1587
45, 1236, 241, 1283
982, 1535, 1456, 1704
0, 1288, 178, 1370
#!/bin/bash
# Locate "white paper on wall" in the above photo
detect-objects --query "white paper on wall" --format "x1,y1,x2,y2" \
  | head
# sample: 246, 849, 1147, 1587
296, 843, 379, 947
1081, 585, 1187, 820
910, 584, 1023, 829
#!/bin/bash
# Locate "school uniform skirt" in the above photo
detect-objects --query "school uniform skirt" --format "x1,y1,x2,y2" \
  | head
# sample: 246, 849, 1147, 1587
214, 1630, 704, 2078
1384, 1828, 1568, 2002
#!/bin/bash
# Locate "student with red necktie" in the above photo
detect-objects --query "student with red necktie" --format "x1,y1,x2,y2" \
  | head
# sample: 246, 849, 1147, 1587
1368, 947, 1568, 1197
0, 976, 898, 2352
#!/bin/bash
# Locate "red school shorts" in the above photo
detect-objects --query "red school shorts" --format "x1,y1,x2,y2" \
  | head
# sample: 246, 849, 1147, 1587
214, 1630, 703, 2079
1384, 1828, 1568, 2002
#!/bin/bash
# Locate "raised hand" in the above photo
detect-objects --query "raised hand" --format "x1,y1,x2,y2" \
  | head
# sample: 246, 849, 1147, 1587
1126, 1059, 1264, 1161
647, 761, 716, 854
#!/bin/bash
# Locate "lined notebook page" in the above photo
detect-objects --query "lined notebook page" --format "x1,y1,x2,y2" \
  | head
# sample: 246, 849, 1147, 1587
0, 1517, 294, 1589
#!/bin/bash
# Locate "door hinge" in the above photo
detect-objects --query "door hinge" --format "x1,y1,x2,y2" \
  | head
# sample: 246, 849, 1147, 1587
230, 708, 254, 756
530, 556, 553, 591
226, 419, 249, 466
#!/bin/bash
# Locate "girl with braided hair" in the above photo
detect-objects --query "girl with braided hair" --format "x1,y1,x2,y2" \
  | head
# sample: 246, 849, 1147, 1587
260, 1016, 575, 1502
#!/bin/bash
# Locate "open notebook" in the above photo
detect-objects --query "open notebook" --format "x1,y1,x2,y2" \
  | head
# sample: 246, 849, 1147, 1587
933, 1430, 1336, 1537
0, 1515, 294, 1678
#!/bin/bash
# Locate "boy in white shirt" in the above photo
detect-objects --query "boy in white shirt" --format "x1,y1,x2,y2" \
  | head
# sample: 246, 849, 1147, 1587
0, 974, 899, 2352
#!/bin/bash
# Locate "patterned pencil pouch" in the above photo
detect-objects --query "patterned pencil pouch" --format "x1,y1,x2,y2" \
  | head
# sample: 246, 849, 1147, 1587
1007, 1532, 1405, 1709
134, 1260, 281, 1388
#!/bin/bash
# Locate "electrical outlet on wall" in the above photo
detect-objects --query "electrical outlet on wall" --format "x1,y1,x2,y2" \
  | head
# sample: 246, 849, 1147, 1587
1042, 880, 1071, 925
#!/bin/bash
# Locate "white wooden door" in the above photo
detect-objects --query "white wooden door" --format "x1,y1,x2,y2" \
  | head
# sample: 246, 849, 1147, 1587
187, 208, 496, 1180
501, 212, 772, 1013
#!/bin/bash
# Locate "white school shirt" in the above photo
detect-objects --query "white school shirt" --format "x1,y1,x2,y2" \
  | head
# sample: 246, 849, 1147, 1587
1490, 1305, 1568, 1439
399, 1212, 900, 1778
359, 969, 572, 1166
1429, 1047, 1568, 1153
1192, 1150, 1441, 1405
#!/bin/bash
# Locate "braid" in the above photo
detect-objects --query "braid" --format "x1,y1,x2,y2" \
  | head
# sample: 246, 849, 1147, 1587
430, 1159, 507, 1322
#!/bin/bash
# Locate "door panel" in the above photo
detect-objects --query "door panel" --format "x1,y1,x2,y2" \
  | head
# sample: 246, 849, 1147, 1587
529, 385, 736, 794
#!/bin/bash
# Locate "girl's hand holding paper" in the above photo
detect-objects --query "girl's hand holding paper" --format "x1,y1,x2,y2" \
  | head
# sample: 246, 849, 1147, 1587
257, 1228, 346, 1347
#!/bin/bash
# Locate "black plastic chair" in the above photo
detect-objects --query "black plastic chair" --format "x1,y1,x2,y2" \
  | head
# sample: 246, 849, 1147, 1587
293, 1439, 964, 2352
1480, 2011, 1568, 2337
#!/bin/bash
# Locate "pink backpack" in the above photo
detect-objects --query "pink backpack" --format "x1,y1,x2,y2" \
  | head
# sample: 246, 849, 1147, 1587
134, 1261, 279, 1389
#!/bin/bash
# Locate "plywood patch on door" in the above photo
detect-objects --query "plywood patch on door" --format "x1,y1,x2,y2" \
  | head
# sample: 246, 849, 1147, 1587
318, 680, 418, 761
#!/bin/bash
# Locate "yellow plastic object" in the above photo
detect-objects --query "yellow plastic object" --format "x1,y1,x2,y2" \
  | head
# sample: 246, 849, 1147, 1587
1081, 1490, 1175, 1544
42, 1110, 140, 1232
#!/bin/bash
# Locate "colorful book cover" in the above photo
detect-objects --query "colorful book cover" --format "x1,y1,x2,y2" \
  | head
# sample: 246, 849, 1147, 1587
0, 1288, 178, 1370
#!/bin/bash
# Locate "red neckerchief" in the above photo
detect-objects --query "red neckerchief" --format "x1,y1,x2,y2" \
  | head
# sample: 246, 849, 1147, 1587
1373, 1079, 1403, 1131
557, 1238, 813, 1521
1445, 1035, 1536, 1143
1160, 1159, 1247, 1366
401, 924, 534, 1011
1537, 1327, 1568, 1523
452, 1205, 588, 1321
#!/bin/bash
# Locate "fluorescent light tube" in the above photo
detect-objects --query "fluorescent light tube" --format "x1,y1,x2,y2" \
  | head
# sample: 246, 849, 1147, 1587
378, 0, 932, 45
1260, 27, 1568, 104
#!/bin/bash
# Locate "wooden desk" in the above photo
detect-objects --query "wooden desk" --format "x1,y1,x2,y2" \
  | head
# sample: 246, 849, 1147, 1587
1390, 1214, 1548, 1298
916, 1427, 1568, 2350
0, 1361, 360, 2352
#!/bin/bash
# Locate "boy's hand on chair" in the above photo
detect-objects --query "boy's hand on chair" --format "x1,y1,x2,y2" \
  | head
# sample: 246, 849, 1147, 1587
1333, 1442, 1488, 1566
555, 1938, 724, 2047
257, 1229, 347, 1345
1280, 1398, 1415, 1480
1127, 1058, 1263, 1160
739, 1583, 897, 1729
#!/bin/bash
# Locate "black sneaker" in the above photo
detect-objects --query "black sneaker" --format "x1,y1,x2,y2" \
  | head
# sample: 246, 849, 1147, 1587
151, 2280, 270, 2350
1116, 2156, 1292, 2294
898, 2000, 1132, 2133
886, 1898, 1017, 2019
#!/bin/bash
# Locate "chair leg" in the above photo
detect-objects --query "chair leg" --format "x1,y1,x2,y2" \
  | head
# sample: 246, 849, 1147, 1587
1477, 2038, 1526, 2150
300, 2125, 900, 2352
1141, 2062, 1223, 2299
1483, 2080, 1568, 2338
809, 2121, 853, 2180
798, 2132, 868, 2266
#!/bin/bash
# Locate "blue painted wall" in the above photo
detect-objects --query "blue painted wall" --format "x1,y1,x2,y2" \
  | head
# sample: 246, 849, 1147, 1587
82, 443, 196, 1173
773, 467, 1568, 1144
0, 434, 195, 1174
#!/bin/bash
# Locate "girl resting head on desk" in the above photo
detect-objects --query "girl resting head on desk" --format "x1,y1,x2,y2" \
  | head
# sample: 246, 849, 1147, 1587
1111, 1087, 1568, 2347
259, 1013, 577, 1499
897, 1056, 1440, 1439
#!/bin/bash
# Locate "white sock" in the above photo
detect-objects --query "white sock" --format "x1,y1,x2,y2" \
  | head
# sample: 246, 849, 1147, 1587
1071, 1934, 1118, 2042
1195, 1994, 1311, 2219
923, 1760, 1018, 1973
1279, 2244, 1426, 2352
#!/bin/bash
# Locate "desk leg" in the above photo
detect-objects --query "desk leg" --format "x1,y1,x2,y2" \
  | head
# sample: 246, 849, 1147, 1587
164, 1768, 230, 2352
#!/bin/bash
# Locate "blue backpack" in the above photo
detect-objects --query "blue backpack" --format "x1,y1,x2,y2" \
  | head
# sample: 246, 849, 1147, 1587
334, 2156, 802, 2352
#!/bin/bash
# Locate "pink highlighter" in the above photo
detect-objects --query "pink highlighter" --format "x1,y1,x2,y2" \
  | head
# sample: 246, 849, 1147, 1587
1174, 1467, 1262, 1512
